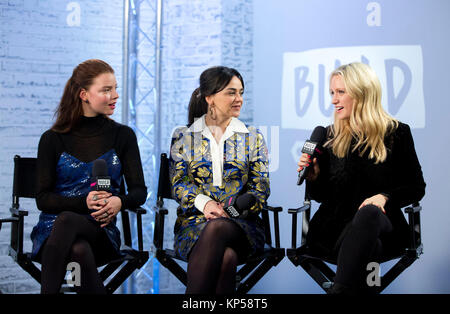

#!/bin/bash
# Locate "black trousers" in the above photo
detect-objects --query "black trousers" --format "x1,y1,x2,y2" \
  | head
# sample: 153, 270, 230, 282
334, 204, 393, 290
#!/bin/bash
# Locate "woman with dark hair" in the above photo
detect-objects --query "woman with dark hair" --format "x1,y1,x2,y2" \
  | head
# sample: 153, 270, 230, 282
31, 59, 147, 294
169, 66, 270, 294
297, 62, 425, 294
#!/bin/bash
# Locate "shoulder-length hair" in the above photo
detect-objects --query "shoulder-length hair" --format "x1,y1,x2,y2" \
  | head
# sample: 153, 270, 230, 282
326, 62, 398, 163
51, 59, 115, 133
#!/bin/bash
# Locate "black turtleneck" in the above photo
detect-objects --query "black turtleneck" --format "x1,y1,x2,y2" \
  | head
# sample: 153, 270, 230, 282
35, 115, 147, 214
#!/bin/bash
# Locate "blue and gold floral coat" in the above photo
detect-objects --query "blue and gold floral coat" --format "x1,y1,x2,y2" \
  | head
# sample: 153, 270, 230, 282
169, 116, 270, 260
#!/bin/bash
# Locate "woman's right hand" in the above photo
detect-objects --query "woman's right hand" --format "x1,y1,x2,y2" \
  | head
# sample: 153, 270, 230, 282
204, 200, 229, 221
86, 191, 112, 210
297, 153, 320, 182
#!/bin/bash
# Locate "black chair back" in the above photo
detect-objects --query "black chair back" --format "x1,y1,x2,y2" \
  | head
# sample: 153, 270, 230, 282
157, 153, 173, 202
13, 156, 37, 206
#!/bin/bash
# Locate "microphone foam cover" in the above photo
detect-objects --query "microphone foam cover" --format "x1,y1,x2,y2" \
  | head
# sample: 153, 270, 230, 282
92, 159, 108, 177
236, 193, 256, 211
310, 126, 327, 145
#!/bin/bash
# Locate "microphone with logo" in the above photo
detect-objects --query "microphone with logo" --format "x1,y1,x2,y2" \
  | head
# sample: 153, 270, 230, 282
297, 126, 327, 186
90, 159, 111, 192
223, 193, 257, 219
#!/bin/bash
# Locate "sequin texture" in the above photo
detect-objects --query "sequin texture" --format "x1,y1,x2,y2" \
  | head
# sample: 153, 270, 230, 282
30, 149, 123, 259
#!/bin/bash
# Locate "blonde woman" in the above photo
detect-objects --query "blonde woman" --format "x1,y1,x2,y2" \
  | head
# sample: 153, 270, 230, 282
297, 62, 425, 294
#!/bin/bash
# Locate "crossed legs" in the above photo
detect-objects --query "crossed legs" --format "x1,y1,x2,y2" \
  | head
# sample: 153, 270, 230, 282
332, 205, 393, 293
186, 218, 250, 294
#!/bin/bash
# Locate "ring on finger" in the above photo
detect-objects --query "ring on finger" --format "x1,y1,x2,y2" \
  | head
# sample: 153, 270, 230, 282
93, 195, 98, 201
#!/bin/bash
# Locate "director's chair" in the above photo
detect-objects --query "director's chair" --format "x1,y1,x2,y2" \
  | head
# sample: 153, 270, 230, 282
0, 155, 149, 294
286, 189, 423, 293
153, 153, 285, 294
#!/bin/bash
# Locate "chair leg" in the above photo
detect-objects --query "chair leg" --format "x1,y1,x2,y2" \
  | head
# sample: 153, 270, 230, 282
378, 255, 416, 293
236, 259, 274, 294
100, 260, 124, 281
103, 251, 149, 294
155, 250, 187, 286
237, 258, 262, 281
105, 259, 142, 294
236, 250, 285, 294
18, 258, 42, 284
299, 258, 336, 293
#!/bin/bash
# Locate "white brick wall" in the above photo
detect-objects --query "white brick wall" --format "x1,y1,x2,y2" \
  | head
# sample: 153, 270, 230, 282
0, 0, 254, 294
0, 0, 123, 294
157, 0, 254, 293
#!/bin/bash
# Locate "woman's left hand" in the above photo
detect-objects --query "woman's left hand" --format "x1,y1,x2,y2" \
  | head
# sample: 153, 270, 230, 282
91, 196, 122, 227
358, 194, 388, 214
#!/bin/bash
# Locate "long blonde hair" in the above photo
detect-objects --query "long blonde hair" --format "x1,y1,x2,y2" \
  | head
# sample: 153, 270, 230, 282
326, 62, 398, 163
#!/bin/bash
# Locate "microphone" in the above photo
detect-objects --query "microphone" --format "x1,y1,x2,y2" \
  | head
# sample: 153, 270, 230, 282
90, 159, 111, 192
223, 193, 256, 219
297, 126, 327, 186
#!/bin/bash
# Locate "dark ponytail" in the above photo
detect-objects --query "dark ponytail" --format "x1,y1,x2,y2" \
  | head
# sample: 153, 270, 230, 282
187, 66, 244, 126
188, 87, 208, 127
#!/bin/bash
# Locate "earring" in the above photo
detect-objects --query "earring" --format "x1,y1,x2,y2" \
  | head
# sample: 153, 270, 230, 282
209, 105, 217, 120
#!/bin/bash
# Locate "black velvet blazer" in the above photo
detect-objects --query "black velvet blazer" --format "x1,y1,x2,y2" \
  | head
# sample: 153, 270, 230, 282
305, 122, 426, 258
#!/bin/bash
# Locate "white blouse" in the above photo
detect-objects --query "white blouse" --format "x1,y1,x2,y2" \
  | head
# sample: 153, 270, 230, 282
186, 114, 249, 213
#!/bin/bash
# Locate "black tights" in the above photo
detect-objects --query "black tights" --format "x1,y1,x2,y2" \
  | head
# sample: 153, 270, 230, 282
40, 211, 114, 294
186, 218, 250, 294
334, 205, 393, 291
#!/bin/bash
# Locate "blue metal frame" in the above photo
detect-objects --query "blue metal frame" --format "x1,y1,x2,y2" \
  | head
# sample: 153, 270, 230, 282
122, 0, 161, 294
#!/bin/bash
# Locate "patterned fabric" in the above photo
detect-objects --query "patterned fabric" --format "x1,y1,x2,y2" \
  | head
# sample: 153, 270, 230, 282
30, 149, 122, 259
169, 119, 270, 260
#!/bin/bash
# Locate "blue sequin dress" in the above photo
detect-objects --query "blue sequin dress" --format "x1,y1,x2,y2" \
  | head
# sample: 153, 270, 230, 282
30, 149, 122, 260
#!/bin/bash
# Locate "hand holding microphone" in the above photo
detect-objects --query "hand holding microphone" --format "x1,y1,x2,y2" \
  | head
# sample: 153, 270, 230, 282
297, 126, 327, 185
222, 193, 256, 219
204, 193, 257, 220
87, 159, 122, 227
297, 154, 320, 182
204, 201, 228, 220
86, 159, 112, 210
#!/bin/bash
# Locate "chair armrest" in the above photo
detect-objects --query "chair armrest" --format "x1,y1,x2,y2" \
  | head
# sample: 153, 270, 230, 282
288, 201, 312, 249
403, 202, 422, 252
0, 217, 19, 231
153, 206, 168, 249
9, 207, 28, 217
0, 217, 19, 223
155, 207, 168, 215
261, 204, 282, 249
265, 205, 282, 212
124, 206, 147, 215
3, 208, 27, 257
121, 206, 147, 251
288, 202, 311, 214
404, 203, 421, 214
